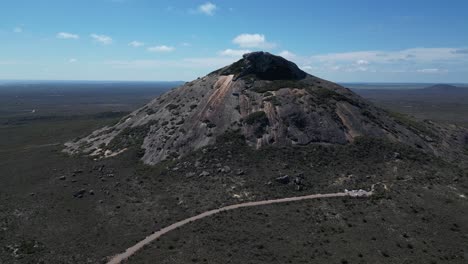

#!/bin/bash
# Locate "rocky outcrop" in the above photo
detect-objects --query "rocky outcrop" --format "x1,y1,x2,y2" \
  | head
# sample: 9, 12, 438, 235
219, 51, 307, 80
64, 52, 467, 165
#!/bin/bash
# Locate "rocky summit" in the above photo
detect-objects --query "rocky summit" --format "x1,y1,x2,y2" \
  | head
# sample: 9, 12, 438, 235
64, 52, 467, 165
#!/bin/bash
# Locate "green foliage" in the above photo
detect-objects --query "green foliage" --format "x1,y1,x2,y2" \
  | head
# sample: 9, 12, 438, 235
243, 111, 270, 138
307, 86, 342, 102
263, 96, 282, 106
218, 59, 248, 76
388, 111, 437, 138
165, 104, 178, 110
215, 129, 246, 145
7, 240, 45, 255
360, 109, 386, 127
251, 80, 309, 93
290, 112, 307, 131
107, 121, 157, 151
146, 108, 156, 115
243, 111, 269, 125
464, 134, 468, 152
305, 86, 359, 107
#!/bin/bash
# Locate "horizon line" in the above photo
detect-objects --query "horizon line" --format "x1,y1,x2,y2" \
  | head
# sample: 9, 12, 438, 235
1, 79, 468, 85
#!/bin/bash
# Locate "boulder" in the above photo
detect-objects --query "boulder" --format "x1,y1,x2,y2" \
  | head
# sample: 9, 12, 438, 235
73, 189, 86, 198
276, 175, 290, 184
199, 171, 210, 177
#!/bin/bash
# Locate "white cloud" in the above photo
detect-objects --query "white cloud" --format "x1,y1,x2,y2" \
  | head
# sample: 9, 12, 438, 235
147, 45, 175, 52
417, 68, 447, 73
90, 34, 113, 45
13, 27, 22, 33
278, 50, 296, 60
69, 58, 77, 63
232, 33, 275, 49
219, 49, 251, 57
300, 47, 468, 75
198, 2, 217, 16
346, 66, 369, 72
128, 41, 145, 47
310, 47, 468, 64
356, 59, 369, 65
180, 42, 192, 47
57, 32, 79, 39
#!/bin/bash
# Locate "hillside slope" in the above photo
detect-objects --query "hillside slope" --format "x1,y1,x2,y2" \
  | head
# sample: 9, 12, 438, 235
64, 52, 467, 165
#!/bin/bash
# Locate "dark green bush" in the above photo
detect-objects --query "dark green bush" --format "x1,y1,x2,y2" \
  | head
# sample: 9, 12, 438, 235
165, 104, 178, 110
243, 111, 269, 125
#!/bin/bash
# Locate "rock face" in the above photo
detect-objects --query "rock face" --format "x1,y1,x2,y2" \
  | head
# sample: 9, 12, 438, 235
64, 52, 467, 165
220, 51, 307, 80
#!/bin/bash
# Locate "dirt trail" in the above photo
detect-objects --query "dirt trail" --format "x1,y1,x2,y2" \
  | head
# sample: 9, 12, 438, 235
107, 189, 372, 264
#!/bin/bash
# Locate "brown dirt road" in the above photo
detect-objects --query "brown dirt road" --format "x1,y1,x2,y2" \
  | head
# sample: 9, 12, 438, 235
107, 189, 373, 264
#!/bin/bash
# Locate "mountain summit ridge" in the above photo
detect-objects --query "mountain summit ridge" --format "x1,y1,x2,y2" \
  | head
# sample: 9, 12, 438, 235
64, 52, 467, 165
218, 51, 307, 81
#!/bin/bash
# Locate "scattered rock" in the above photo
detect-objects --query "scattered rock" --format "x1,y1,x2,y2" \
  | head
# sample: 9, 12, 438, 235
235, 169, 245, 175
73, 189, 86, 198
293, 177, 303, 185
199, 171, 210, 177
222, 166, 231, 173
89, 190, 95, 195
423, 135, 435, 142
185, 172, 196, 177
59, 176, 66, 180
275, 175, 290, 184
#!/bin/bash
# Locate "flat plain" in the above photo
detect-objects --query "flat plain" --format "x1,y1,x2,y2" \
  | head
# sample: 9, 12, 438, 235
1, 82, 467, 264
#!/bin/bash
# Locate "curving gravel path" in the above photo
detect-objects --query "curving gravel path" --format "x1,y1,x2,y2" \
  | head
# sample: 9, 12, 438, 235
107, 189, 373, 264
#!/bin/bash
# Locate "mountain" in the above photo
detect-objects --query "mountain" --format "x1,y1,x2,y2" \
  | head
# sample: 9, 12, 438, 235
64, 52, 467, 165
423, 84, 468, 94
352, 83, 468, 97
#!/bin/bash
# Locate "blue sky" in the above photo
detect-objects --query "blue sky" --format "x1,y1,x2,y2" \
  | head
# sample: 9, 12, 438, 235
1, 0, 468, 82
